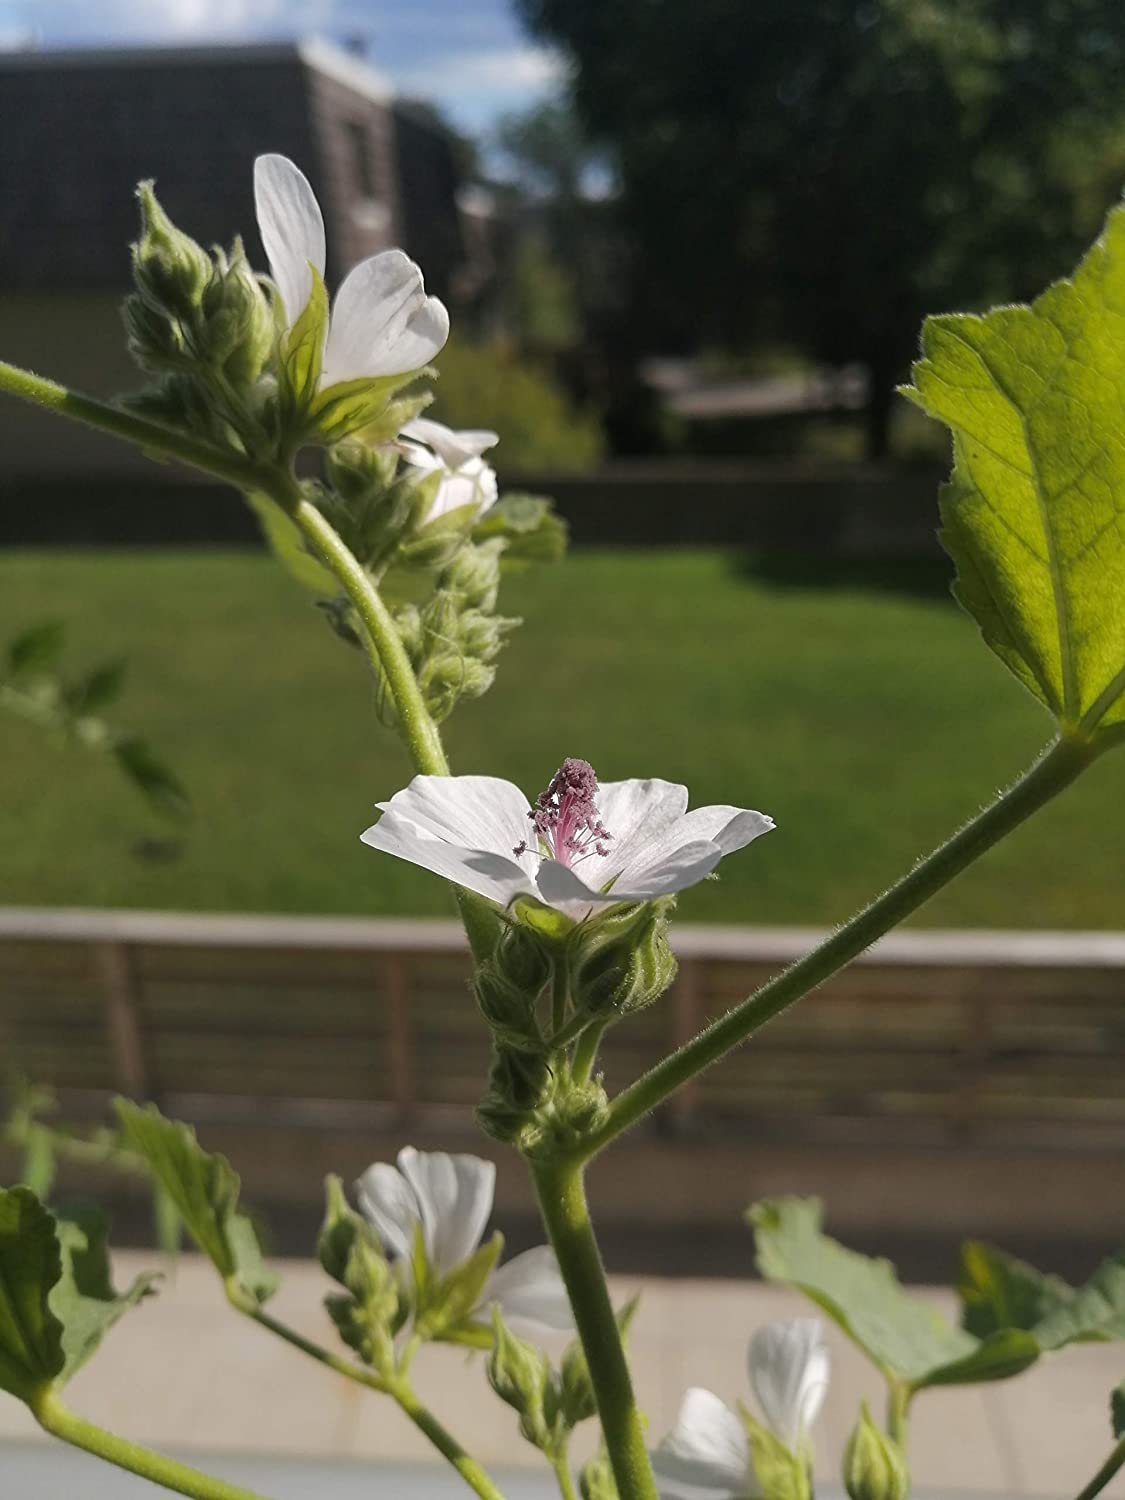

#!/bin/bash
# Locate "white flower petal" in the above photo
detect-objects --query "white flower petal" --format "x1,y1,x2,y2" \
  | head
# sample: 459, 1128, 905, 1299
402, 417, 499, 469
622, 807, 775, 889
361, 813, 535, 906
653, 1388, 752, 1497
374, 775, 535, 862
748, 1318, 830, 1452
397, 1148, 495, 1278
355, 1161, 423, 1261
253, 154, 326, 327
536, 841, 725, 909
323, 250, 447, 383
484, 1245, 573, 1332
591, 780, 690, 885
427, 459, 499, 521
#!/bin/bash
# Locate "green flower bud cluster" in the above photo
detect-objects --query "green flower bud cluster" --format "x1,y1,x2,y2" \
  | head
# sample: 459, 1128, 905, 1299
487, 1298, 637, 1460
842, 1404, 909, 1500
475, 924, 554, 1148
318, 1176, 405, 1378
567, 898, 678, 1022
124, 184, 275, 451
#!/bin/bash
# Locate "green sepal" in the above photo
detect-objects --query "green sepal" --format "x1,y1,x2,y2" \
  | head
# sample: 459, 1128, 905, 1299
419, 1231, 504, 1340
280, 266, 329, 420
114, 1100, 277, 1307
246, 491, 338, 595
474, 492, 568, 568
842, 1402, 909, 1500
354, 389, 433, 447
904, 202, 1125, 737
567, 898, 678, 1020
511, 896, 576, 944
739, 1404, 811, 1500
308, 372, 405, 443
52, 1204, 158, 1383
486, 1307, 564, 1455
561, 1295, 638, 1427
750, 1198, 1039, 1392
397, 503, 481, 570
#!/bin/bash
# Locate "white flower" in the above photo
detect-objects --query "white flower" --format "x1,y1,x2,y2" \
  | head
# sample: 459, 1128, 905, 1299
360, 757, 773, 918
253, 153, 449, 387
747, 1317, 829, 1454
401, 416, 499, 522
652, 1319, 829, 1499
356, 1146, 572, 1334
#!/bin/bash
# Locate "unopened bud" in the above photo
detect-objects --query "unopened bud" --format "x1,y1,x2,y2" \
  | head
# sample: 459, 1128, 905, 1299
123, 292, 187, 373
843, 1404, 909, 1500
200, 241, 274, 385
444, 540, 502, 611
568, 898, 677, 1019
487, 1309, 560, 1453
132, 182, 212, 319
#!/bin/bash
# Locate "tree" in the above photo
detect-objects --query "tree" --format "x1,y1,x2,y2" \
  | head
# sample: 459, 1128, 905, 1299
516, 0, 1125, 456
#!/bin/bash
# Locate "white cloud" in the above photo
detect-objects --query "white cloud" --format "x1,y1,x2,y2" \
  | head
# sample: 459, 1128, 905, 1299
396, 43, 567, 98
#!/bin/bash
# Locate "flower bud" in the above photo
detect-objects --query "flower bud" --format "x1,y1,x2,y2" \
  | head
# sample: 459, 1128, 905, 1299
842, 1404, 909, 1500
318, 1175, 403, 1376
487, 1308, 561, 1454
568, 898, 678, 1019
123, 292, 188, 373
200, 241, 274, 386
476, 1044, 553, 1144
444, 540, 502, 611
473, 930, 549, 1051
326, 438, 383, 504
132, 182, 212, 319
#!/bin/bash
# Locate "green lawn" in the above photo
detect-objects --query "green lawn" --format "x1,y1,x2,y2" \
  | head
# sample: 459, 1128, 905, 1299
1, 546, 1121, 928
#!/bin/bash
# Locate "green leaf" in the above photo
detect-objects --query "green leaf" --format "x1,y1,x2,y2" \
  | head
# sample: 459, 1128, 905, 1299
1031, 1253, 1125, 1351
282, 265, 329, 413
6, 622, 66, 678
1112, 1379, 1125, 1439
0, 1186, 64, 1401
561, 1295, 638, 1427
958, 1241, 1075, 1340
422, 1231, 504, 1339
245, 491, 337, 595
750, 1198, 1039, 1392
474, 493, 569, 567
112, 737, 190, 819
66, 660, 127, 716
114, 1101, 277, 1306
904, 203, 1125, 736
51, 1205, 157, 1383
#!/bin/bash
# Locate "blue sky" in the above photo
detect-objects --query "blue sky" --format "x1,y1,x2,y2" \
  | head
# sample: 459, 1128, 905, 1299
0, 0, 568, 135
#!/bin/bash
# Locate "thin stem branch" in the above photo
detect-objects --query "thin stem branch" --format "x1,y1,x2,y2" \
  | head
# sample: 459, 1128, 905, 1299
551, 1450, 579, 1500
572, 1019, 609, 1085
531, 1160, 656, 1500
0, 359, 264, 490
32, 1388, 272, 1500
551, 960, 569, 1035
1072, 1435, 1125, 1500
388, 1375, 509, 1500
242, 1304, 387, 1394
576, 733, 1098, 1161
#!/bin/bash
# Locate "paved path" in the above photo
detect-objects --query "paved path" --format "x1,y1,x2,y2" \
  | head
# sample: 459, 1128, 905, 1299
1, 1254, 1120, 1497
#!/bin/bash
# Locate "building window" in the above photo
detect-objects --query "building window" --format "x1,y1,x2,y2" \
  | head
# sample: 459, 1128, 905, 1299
346, 120, 379, 200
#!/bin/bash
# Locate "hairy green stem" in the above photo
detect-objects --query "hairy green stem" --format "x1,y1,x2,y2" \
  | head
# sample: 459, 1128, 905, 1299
0, 360, 264, 490
551, 1450, 579, 1500
32, 1387, 271, 1500
1072, 1435, 1125, 1500
572, 1019, 609, 1084
241, 1302, 387, 1394
388, 1375, 509, 1500
576, 733, 1098, 1161
531, 1160, 656, 1500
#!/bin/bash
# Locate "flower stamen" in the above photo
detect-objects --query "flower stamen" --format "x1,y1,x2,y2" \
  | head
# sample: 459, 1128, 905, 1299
514, 757, 613, 868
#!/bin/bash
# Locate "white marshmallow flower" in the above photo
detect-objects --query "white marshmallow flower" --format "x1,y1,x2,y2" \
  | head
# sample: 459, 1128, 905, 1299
253, 153, 449, 393
653, 1318, 829, 1499
356, 1146, 572, 1335
401, 417, 499, 522
361, 757, 773, 920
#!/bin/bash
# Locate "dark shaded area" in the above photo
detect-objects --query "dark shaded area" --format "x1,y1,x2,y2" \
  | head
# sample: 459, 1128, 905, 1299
734, 550, 956, 601
0, 468, 947, 555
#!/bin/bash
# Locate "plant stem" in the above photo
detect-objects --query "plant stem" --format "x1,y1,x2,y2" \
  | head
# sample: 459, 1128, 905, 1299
531, 1160, 656, 1500
243, 1303, 387, 1394
0, 359, 264, 491
552, 959, 569, 1034
551, 1450, 579, 1500
576, 733, 1098, 1161
1072, 1436, 1125, 1500
886, 1380, 910, 1450
388, 1375, 509, 1500
32, 1387, 272, 1500
572, 1019, 609, 1084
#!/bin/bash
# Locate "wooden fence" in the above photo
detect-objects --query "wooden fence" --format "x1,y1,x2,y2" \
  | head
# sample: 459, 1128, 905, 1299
2, 907, 1124, 1149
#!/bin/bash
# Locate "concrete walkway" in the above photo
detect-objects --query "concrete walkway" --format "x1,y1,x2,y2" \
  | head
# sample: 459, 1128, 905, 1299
1, 1254, 1121, 1497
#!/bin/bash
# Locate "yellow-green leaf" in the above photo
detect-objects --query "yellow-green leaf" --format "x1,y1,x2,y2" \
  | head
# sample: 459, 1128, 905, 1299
905, 204, 1125, 736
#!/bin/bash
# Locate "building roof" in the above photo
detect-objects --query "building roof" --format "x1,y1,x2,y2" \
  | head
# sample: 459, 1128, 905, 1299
0, 38, 455, 293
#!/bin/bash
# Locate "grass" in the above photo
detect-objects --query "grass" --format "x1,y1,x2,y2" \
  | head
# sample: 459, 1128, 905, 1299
1, 546, 1122, 929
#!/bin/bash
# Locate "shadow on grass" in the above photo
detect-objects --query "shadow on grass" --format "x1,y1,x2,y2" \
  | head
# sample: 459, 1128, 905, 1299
731, 550, 956, 600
